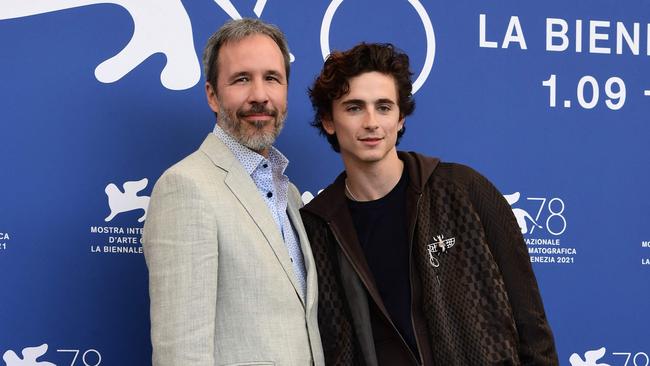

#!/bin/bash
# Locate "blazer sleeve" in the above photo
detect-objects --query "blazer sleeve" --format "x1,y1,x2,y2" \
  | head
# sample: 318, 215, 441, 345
143, 170, 219, 366
468, 170, 559, 366
287, 183, 305, 209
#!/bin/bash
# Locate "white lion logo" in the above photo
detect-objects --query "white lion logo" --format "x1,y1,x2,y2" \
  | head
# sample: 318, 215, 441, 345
3, 344, 55, 366
504, 192, 542, 234
105, 178, 150, 222
569, 347, 611, 366
0, 0, 199, 90
0, 0, 278, 90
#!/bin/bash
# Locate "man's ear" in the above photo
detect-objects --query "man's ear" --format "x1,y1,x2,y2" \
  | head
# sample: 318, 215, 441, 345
206, 82, 220, 114
322, 116, 336, 135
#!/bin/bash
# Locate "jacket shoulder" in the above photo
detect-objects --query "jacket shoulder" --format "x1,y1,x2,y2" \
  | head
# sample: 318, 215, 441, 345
431, 162, 489, 188
288, 182, 306, 208
300, 188, 333, 226
301, 171, 346, 215
165, 149, 214, 176
155, 148, 222, 189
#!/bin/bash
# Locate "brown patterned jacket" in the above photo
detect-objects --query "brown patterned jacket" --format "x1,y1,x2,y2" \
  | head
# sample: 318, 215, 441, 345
300, 151, 558, 366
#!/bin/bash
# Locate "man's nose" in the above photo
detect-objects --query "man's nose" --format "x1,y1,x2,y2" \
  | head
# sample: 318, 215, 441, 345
248, 79, 269, 104
362, 110, 379, 130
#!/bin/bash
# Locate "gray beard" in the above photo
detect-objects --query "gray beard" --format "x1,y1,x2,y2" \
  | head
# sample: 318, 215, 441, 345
218, 106, 286, 153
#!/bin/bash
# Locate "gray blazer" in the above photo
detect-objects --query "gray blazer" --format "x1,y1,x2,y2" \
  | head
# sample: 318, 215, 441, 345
143, 133, 324, 366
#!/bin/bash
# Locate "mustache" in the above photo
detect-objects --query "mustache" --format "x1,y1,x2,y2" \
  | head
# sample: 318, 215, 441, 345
238, 103, 277, 118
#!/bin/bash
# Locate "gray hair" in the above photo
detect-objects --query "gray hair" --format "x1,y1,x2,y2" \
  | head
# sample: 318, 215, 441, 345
202, 18, 291, 87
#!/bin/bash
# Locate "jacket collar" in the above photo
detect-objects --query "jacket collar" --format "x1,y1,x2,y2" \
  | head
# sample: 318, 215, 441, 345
399, 151, 439, 195
301, 150, 440, 319
303, 151, 439, 221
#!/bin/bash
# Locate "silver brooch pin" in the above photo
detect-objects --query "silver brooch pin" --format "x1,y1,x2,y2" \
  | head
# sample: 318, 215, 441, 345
427, 234, 456, 268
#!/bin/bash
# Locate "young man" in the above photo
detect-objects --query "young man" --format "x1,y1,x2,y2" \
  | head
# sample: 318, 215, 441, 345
301, 43, 558, 365
143, 19, 324, 366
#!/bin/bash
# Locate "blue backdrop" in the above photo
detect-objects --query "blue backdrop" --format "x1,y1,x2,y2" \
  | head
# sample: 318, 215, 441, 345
1, 1, 648, 365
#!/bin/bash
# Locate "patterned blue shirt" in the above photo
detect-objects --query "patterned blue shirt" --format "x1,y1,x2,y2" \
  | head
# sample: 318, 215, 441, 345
214, 124, 306, 298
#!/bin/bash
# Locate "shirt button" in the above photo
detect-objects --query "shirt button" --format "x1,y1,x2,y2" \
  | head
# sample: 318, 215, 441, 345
267, 192, 273, 198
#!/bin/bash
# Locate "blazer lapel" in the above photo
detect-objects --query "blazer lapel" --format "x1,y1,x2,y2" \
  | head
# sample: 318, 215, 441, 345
199, 134, 304, 303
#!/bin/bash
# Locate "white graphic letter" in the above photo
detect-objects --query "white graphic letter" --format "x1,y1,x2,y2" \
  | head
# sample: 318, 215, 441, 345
212, 0, 294, 62
479, 14, 498, 48
546, 18, 569, 52
502, 16, 527, 49
590, 20, 611, 54
320, 0, 435, 94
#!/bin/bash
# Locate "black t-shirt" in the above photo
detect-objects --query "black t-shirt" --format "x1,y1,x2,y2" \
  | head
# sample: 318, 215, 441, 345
346, 169, 417, 353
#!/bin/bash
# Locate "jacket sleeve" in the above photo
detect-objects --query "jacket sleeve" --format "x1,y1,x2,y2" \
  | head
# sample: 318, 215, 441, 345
143, 170, 218, 366
300, 210, 366, 366
468, 170, 559, 366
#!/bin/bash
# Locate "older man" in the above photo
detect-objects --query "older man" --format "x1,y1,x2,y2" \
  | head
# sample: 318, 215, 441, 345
143, 19, 324, 366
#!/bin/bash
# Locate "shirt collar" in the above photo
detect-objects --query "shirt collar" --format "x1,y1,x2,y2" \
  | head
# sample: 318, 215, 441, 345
213, 124, 289, 175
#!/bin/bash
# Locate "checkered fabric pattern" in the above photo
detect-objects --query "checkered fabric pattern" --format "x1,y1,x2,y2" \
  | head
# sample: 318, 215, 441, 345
301, 158, 558, 366
414, 170, 520, 365
301, 212, 365, 365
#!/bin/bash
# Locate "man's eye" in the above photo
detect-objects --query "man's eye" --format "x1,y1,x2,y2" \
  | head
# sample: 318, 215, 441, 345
346, 106, 361, 112
266, 75, 281, 82
378, 104, 392, 112
234, 77, 249, 83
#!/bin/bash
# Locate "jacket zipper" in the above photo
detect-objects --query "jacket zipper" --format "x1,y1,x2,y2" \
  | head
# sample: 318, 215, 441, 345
408, 193, 425, 366
327, 222, 420, 365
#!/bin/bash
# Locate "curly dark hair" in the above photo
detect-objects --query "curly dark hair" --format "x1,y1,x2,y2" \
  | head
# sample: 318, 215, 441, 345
308, 43, 415, 152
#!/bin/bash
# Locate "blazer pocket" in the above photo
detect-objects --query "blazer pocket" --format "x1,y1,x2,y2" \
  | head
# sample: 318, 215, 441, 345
221, 362, 275, 366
